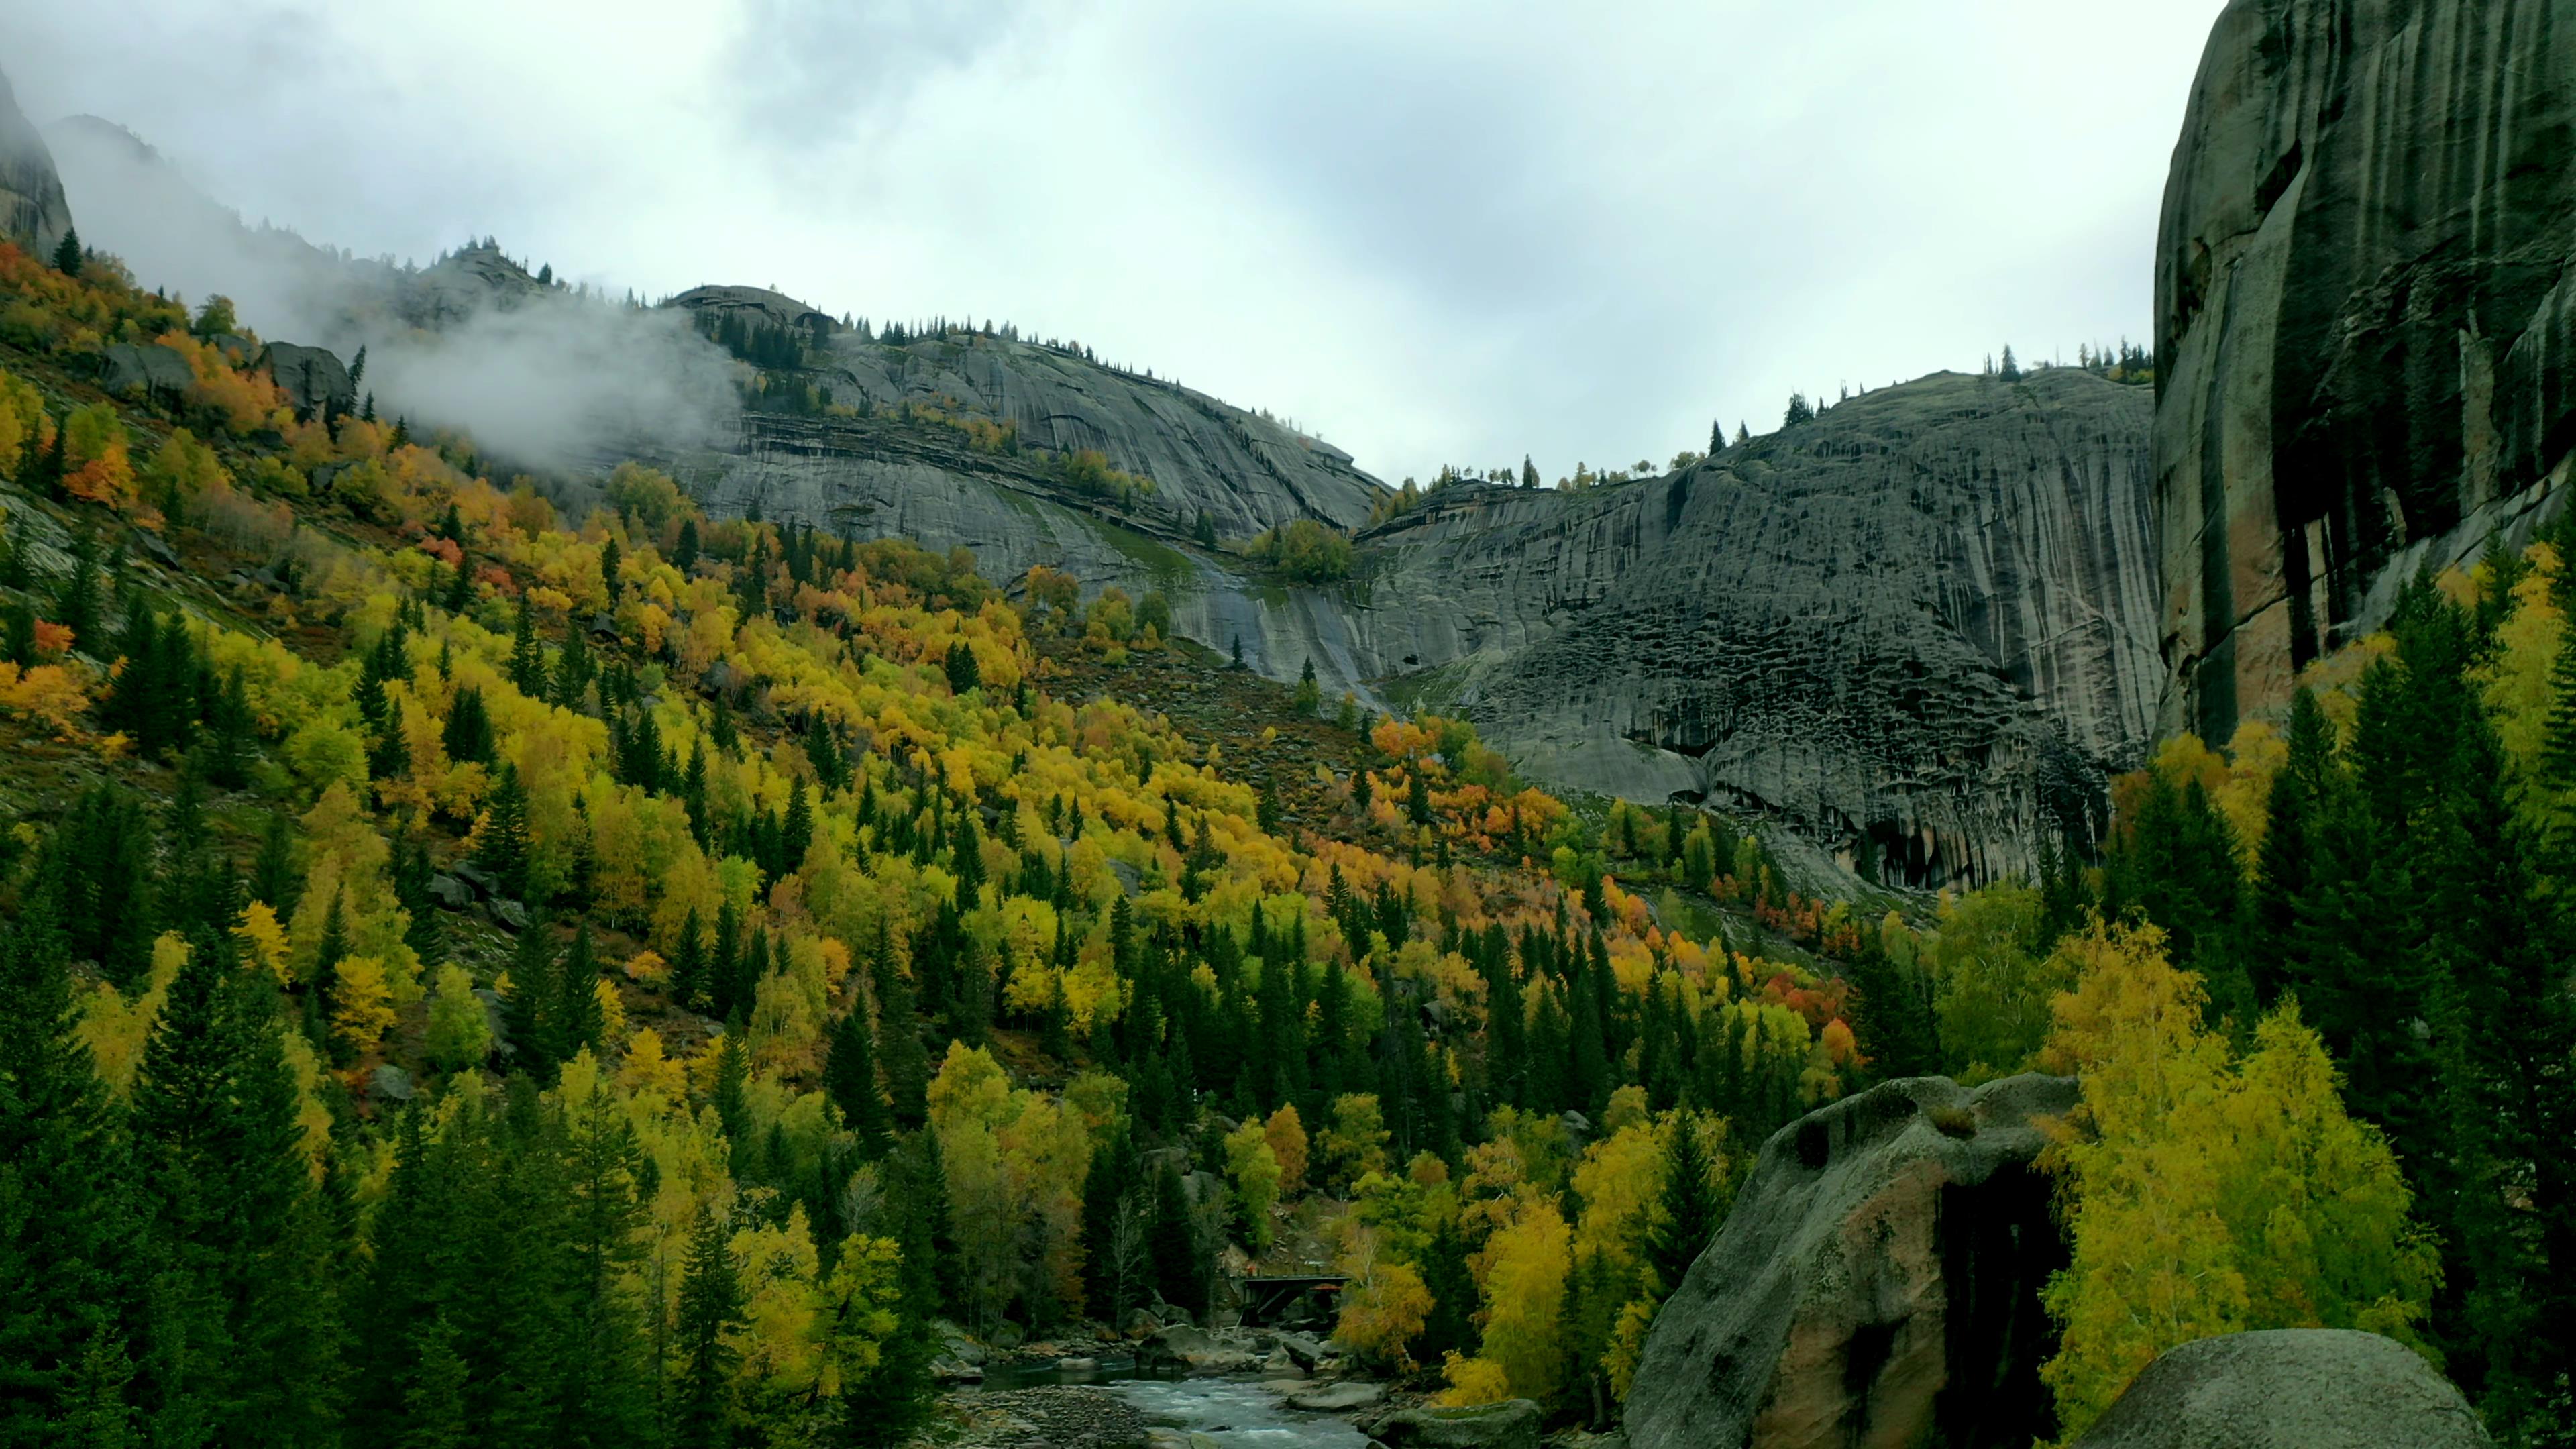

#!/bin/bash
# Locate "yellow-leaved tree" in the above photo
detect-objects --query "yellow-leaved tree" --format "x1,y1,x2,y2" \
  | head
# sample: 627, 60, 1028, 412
1224, 1116, 1282, 1252
1444, 1195, 1570, 1406
2037, 920, 2438, 1440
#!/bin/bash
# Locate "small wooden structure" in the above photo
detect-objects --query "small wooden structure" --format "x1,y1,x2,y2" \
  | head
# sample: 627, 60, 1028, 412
1234, 1273, 1349, 1328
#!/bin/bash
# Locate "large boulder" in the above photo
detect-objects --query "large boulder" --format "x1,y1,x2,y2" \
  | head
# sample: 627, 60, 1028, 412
2068, 1330, 2489, 1448
2157, 0, 2576, 739
0, 69, 70, 259
263, 342, 355, 416
1366, 1399, 1542, 1449
100, 342, 196, 401
1623, 1074, 2078, 1449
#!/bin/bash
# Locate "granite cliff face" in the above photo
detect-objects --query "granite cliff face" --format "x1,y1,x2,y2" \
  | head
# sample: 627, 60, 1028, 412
1342, 370, 2158, 887
673, 286, 1384, 539
708, 365, 2157, 890
2158, 0, 2576, 738
0, 71, 72, 258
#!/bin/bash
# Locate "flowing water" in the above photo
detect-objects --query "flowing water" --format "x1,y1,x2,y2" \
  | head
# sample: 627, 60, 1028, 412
971, 1360, 1371, 1448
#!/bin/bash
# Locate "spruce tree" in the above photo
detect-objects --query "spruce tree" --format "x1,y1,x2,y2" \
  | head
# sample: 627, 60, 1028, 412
1648, 1114, 1721, 1296
508, 597, 545, 697
52, 227, 81, 275
476, 763, 531, 899
825, 1003, 890, 1158
500, 917, 557, 1077
0, 910, 141, 1444
670, 1205, 743, 1448
1149, 1164, 1203, 1316
557, 924, 605, 1065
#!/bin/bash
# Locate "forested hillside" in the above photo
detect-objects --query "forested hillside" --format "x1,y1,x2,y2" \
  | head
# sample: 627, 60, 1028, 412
0, 228, 2565, 1449
0, 239, 1892, 1448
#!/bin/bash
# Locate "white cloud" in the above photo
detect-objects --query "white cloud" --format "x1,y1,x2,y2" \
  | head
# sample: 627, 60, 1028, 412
5, 0, 2225, 484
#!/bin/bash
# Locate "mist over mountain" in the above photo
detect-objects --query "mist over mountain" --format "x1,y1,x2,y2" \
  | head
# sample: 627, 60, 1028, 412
0, 5, 2569, 1446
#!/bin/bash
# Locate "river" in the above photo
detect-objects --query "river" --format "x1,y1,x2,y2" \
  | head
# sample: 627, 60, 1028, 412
973, 1359, 1372, 1448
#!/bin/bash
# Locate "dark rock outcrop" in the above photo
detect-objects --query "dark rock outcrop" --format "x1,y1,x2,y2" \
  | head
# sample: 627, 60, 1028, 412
262, 342, 355, 415
1623, 1074, 2077, 1449
0, 70, 70, 258
2069, 1330, 2489, 1448
2157, 0, 2576, 739
99, 341, 196, 401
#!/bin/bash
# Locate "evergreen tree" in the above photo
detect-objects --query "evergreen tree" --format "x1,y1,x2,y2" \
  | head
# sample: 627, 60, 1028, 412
557, 924, 606, 1066
129, 935, 344, 1446
0, 910, 140, 1446
53, 227, 82, 275
669, 1205, 743, 1448
442, 686, 495, 765
825, 1003, 891, 1158
500, 917, 558, 1075
508, 598, 545, 697
669, 907, 706, 1011
476, 763, 531, 899
55, 533, 101, 649
1148, 1164, 1204, 1316
1648, 1115, 1721, 1297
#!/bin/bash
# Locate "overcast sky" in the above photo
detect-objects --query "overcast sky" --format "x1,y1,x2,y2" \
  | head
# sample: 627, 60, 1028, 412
7, 1, 2227, 485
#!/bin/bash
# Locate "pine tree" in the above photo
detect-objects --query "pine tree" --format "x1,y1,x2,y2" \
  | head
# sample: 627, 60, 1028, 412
476, 763, 531, 899
508, 598, 545, 697
1648, 1114, 1721, 1297
52, 227, 81, 275
443, 685, 495, 765
55, 533, 101, 649
0, 909, 141, 1444
557, 924, 605, 1065
670, 1205, 744, 1448
130, 935, 343, 1446
1149, 1164, 1204, 1316
500, 916, 557, 1075
826, 1003, 891, 1158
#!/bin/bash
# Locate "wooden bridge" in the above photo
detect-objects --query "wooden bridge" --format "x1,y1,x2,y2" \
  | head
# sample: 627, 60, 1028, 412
1234, 1273, 1350, 1328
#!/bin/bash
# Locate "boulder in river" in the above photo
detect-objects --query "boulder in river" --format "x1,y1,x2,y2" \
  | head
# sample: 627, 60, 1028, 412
1286, 1381, 1381, 1412
2067, 1330, 2489, 1448
1365, 1399, 1542, 1449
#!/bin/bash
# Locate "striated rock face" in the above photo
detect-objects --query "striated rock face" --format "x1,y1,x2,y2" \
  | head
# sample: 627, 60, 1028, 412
1344, 370, 2158, 887
0, 70, 72, 258
2157, 0, 2576, 739
669, 288, 1387, 540
1623, 1074, 2078, 1449
714, 368, 2156, 889
2068, 1330, 2490, 1448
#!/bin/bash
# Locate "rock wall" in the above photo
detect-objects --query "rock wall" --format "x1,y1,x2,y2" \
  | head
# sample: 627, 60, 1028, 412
0, 71, 71, 259
715, 368, 2157, 890
667, 287, 1387, 541
1623, 1075, 2078, 1449
2157, 0, 2576, 739
1348, 370, 2158, 888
